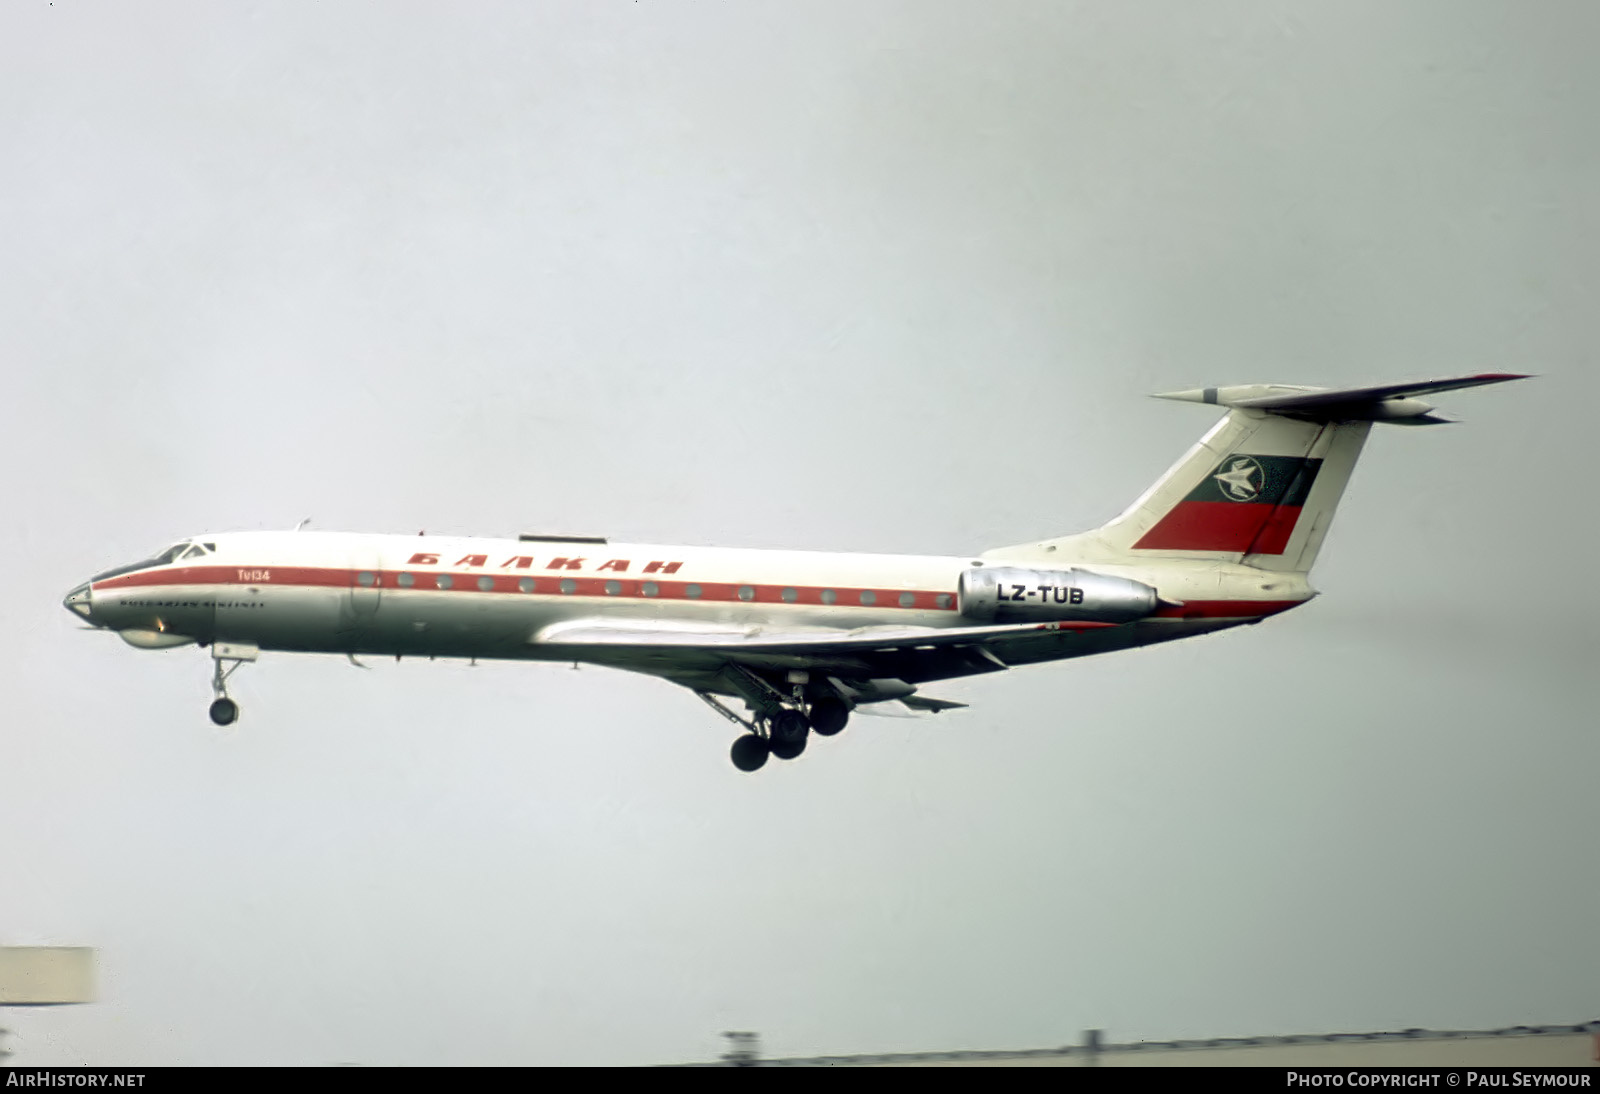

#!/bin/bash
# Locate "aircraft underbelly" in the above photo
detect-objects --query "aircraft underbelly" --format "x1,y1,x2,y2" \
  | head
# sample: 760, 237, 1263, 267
217, 586, 343, 651
363, 590, 544, 657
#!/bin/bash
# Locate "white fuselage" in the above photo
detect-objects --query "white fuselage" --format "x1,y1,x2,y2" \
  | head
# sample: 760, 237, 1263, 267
78, 530, 1312, 671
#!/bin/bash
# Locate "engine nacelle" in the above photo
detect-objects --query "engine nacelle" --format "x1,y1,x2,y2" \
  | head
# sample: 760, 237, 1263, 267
959, 566, 1159, 624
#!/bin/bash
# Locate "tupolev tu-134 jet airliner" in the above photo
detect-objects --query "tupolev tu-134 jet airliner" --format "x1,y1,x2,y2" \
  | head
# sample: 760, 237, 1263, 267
65, 373, 1525, 771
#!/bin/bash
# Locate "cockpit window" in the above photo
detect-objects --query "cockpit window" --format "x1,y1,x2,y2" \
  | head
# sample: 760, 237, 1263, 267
152, 543, 188, 565
179, 544, 208, 560
91, 541, 195, 583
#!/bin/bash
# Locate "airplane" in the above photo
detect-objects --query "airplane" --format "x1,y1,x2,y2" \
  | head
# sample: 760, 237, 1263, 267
64, 373, 1526, 771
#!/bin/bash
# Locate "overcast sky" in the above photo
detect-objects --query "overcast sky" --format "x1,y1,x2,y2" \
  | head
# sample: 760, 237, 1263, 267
1, 1, 1594, 1066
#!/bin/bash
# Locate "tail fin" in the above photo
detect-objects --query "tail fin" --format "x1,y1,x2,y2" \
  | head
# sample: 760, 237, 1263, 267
986, 373, 1527, 575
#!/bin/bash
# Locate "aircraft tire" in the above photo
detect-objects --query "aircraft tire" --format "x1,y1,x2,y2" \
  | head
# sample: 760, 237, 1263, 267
809, 698, 849, 737
208, 698, 239, 726
730, 734, 770, 772
770, 708, 809, 743
769, 734, 807, 761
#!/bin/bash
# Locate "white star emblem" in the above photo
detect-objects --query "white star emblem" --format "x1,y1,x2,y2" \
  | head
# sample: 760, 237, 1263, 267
1214, 457, 1263, 501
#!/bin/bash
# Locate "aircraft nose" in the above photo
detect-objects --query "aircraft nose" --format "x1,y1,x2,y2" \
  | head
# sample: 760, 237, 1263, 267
63, 582, 96, 623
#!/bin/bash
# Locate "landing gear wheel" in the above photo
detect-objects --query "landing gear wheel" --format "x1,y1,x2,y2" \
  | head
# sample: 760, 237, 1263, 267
769, 733, 807, 761
768, 708, 809, 760
770, 708, 809, 743
208, 698, 239, 726
730, 734, 770, 772
809, 698, 850, 737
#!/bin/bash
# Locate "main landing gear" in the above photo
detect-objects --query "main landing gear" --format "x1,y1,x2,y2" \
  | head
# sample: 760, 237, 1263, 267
207, 641, 258, 726
701, 691, 853, 773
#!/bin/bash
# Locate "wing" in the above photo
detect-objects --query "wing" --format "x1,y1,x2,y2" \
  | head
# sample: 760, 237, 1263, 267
531, 616, 1119, 693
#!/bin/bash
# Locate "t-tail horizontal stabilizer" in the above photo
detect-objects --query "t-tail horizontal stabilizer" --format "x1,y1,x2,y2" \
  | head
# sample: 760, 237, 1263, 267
986, 371, 1527, 573
1153, 372, 1529, 425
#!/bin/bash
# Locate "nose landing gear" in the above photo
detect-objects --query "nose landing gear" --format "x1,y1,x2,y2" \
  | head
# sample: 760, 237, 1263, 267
207, 641, 258, 726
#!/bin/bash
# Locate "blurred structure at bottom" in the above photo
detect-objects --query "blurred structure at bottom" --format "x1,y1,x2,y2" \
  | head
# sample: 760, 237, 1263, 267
674, 1022, 1600, 1067
0, 947, 97, 1062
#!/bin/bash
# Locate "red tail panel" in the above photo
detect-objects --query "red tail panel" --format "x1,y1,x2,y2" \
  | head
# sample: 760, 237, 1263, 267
1134, 501, 1301, 552
1247, 505, 1304, 556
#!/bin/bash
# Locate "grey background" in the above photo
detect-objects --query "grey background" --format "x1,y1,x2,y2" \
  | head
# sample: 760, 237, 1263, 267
2, 1, 1594, 1066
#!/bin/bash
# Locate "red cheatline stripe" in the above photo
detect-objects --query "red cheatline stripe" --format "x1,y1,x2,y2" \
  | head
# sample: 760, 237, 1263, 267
97, 566, 347, 591
1134, 501, 1304, 554
93, 566, 963, 612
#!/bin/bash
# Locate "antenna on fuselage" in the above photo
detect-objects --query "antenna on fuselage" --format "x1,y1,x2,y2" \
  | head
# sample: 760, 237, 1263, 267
294, 517, 312, 531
